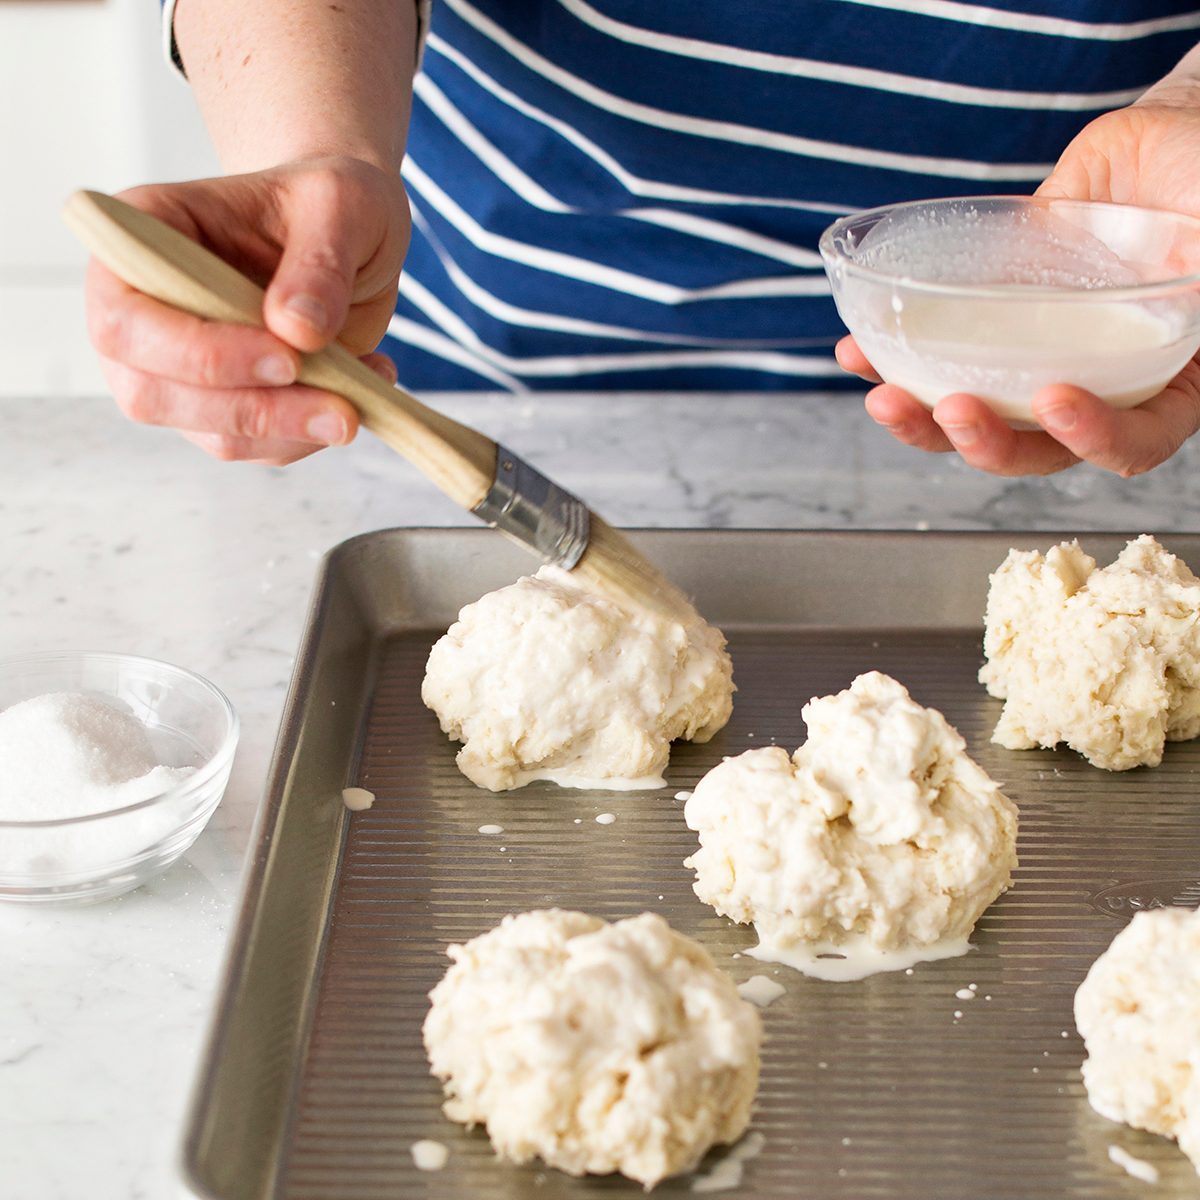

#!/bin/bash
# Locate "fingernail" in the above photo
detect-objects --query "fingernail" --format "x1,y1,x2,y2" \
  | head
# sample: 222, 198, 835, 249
307, 412, 347, 445
1040, 403, 1077, 431
286, 293, 328, 332
942, 422, 979, 447
374, 357, 398, 384
254, 354, 296, 385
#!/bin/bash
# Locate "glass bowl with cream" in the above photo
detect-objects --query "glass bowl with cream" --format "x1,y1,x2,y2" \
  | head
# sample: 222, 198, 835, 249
820, 196, 1200, 426
0, 651, 238, 903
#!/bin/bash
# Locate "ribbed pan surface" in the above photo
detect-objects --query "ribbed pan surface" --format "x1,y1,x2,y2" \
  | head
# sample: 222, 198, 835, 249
278, 628, 1200, 1199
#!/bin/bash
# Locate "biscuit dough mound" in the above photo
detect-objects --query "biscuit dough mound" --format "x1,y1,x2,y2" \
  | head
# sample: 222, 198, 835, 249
980, 535, 1200, 770
684, 672, 1018, 978
421, 566, 733, 791
1075, 906, 1200, 1175
422, 909, 761, 1188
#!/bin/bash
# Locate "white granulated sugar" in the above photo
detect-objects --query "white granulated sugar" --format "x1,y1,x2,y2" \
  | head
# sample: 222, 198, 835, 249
0, 691, 196, 875
410, 1139, 449, 1171
595, 812, 616, 825
478, 824, 504, 835
956, 988, 976, 1000
341, 787, 375, 812
1108, 1145, 1160, 1184
0, 692, 192, 820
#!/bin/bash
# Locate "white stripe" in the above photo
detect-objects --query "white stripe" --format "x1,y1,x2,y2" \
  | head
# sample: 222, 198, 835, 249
415, 72, 824, 269
557, 0, 1145, 110
413, 74, 568, 212
399, 264, 840, 376
402, 158, 833, 303
409, 205, 834, 348
393, 288, 842, 378
482, 346, 843, 377
445, 0, 1054, 180
427, 32, 852, 215
398, 273, 486, 356
835, 0, 1200, 39
625, 209, 824, 269
386, 314, 527, 390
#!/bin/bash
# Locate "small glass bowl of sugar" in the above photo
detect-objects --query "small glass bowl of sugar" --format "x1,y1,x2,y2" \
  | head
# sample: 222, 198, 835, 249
0, 650, 238, 903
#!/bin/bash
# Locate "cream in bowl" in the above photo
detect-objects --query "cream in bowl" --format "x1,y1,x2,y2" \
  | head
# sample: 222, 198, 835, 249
820, 196, 1200, 426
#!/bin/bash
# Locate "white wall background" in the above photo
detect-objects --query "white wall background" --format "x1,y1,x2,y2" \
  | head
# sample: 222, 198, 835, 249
0, 0, 218, 396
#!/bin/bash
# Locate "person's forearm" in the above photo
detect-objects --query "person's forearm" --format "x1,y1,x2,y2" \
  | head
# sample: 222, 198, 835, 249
173, 0, 417, 173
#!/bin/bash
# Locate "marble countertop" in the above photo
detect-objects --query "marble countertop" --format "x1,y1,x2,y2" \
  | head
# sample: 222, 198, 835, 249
3, 392, 1198, 1200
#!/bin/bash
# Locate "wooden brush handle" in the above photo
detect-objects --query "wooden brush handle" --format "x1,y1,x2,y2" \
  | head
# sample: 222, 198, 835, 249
62, 189, 497, 510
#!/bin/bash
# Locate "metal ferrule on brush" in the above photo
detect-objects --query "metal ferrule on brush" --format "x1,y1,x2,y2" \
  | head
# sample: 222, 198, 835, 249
472, 446, 591, 570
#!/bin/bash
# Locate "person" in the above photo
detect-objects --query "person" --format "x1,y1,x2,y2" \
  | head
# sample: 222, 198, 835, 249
85, 1, 1200, 477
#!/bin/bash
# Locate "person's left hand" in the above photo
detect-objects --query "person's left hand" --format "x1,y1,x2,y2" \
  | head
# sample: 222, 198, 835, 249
841, 85, 1200, 477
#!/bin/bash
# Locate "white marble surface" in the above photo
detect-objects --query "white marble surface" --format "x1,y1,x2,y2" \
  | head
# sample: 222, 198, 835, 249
2, 392, 1198, 1200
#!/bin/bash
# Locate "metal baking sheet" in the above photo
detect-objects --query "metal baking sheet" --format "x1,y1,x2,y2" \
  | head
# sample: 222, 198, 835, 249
182, 529, 1200, 1200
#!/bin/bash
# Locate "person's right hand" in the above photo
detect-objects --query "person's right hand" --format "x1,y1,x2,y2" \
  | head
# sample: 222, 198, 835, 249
85, 155, 410, 465
836, 87, 1200, 479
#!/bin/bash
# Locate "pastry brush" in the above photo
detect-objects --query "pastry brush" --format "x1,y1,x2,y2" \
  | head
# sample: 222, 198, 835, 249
62, 190, 697, 624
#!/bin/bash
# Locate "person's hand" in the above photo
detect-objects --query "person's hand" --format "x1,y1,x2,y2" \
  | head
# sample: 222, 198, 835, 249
841, 87, 1200, 478
85, 155, 410, 465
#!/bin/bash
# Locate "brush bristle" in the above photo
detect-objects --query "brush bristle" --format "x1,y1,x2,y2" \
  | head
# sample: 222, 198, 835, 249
569, 514, 700, 624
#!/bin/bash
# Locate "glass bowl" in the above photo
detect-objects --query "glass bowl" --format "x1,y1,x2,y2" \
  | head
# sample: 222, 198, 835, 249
0, 651, 238, 903
820, 196, 1200, 425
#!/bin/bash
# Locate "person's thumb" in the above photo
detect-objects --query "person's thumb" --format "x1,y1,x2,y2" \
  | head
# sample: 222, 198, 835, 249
1033, 171, 1071, 200
262, 188, 361, 353
1034, 147, 1079, 200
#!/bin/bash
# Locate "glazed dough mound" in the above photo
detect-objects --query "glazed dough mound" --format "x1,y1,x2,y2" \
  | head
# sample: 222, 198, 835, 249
980, 535, 1200, 770
422, 909, 761, 1188
421, 566, 733, 791
684, 672, 1018, 959
1075, 906, 1200, 1175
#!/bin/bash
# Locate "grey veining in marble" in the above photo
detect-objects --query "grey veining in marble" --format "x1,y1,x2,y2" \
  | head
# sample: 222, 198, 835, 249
2, 391, 1198, 1200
